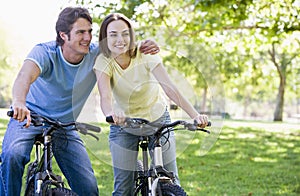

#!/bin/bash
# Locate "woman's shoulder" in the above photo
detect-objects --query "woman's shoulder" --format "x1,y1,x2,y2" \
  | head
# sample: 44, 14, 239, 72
96, 52, 112, 62
94, 53, 114, 71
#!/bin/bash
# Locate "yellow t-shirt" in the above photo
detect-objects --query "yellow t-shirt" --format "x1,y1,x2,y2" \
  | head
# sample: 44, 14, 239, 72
94, 49, 167, 121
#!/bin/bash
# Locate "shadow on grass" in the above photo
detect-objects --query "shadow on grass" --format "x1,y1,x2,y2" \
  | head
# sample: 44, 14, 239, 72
176, 125, 300, 196
1, 118, 299, 195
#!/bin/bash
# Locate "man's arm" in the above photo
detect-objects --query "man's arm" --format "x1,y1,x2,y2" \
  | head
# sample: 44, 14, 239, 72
12, 60, 40, 127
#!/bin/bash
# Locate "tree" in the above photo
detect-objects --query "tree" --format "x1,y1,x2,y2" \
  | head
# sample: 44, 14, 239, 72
0, 25, 13, 107
243, 0, 300, 121
68, 0, 300, 121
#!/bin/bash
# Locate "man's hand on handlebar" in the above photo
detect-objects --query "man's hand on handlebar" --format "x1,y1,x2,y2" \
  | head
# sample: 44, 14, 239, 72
11, 103, 31, 128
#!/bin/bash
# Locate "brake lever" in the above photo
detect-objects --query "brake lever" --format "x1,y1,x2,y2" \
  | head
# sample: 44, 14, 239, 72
183, 123, 198, 131
197, 128, 211, 134
183, 121, 211, 134
86, 132, 99, 141
76, 127, 99, 140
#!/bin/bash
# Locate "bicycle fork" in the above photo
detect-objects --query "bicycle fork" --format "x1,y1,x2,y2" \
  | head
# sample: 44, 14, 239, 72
139, 139, 151, 195
34, 133, 64, 193
33, 138, 43, 194
35, 134, 53, 194
140, 137, 174, 196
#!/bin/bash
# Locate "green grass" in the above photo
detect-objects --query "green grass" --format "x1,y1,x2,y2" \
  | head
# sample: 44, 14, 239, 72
177, 122, 300, 196
0, 118, 299, 196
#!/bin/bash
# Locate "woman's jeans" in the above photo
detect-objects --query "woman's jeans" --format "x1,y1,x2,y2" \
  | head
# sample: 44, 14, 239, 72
109, 111, 179, 196
0, 118, 98, 196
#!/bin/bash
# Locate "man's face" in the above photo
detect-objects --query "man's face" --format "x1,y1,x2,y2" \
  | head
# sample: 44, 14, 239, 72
60, 18, 93, 63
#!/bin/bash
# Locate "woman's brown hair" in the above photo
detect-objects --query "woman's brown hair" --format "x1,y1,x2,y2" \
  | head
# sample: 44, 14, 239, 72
99, 13, 137, 58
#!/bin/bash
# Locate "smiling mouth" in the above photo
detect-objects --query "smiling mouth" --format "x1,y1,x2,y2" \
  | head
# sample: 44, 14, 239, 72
115, 44, 127, 48
80, 43, 90, 47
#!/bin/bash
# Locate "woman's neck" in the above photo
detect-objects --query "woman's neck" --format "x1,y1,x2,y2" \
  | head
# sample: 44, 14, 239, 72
114, 53, 131, 69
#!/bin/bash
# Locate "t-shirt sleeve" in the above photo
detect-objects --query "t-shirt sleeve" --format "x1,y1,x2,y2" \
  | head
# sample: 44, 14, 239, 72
25, 43, 52, 76
136, 47, 162, 71
93, 54, 113, 77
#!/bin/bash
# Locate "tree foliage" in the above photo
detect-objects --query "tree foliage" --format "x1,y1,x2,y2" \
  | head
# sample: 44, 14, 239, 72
0, 26, 13, 107
59, 0, 300, 120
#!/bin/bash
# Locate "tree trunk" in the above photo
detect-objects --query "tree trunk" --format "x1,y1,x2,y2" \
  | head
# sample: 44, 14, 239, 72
273, 76, 285, 121
268, 42, 288, 122
201, 87, 207, 112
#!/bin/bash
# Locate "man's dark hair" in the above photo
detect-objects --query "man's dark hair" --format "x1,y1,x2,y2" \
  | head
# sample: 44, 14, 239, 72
55, 7, 92, 46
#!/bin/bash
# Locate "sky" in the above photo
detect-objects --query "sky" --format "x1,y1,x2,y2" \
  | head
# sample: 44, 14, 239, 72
0, 0, 71, 60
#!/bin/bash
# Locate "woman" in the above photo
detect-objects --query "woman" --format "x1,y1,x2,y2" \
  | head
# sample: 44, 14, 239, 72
93, 13, 209, 196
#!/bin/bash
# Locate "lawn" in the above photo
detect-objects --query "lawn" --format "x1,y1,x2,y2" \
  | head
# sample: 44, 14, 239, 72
0, 117, 299, 196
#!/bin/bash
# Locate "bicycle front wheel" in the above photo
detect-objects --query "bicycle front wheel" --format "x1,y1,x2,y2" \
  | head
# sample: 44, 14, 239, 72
25, 187, 78, 196
47, 188, 78, 196
156, 182, 187, 196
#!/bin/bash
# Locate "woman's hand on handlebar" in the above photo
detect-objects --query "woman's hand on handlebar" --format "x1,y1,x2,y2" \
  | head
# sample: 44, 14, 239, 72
12, 103, 31, 128
107, 111, 126, 125
193, 114, 209, 128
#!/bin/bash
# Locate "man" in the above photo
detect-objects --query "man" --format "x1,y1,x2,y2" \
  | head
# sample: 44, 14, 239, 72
0, 7, 159, 195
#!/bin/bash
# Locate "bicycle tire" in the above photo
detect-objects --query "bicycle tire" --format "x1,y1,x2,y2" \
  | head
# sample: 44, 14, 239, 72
24, 162, 37, 196
26, 162, 37, 183
134, 160, 148, 196
26, 187, 78, 196
25, 179, 78, 196
47, 187, 78, 196
24, 180, 35, 196
156, 182, 187, 196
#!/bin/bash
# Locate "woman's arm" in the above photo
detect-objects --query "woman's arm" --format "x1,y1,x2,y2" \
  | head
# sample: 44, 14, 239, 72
95, 70, 125, 124
152, 63, 209, 127
95, 70, 113, 117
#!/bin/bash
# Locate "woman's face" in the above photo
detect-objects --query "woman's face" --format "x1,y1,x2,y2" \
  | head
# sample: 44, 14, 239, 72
107, 19, 130, 57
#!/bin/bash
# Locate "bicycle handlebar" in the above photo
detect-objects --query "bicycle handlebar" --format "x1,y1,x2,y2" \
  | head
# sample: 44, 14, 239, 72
7, 110, 101, 140
105, 116, 211, 134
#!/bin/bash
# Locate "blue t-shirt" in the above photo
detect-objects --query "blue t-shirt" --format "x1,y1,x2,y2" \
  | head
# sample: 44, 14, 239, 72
25, 41, 99, 122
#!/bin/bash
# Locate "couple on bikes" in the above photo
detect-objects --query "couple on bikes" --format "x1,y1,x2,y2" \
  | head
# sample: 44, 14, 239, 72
0, 7, 209, 196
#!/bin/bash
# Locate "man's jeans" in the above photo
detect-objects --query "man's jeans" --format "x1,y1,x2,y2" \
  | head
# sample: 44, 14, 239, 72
0, 118, 98, 196
109, 111, 179, 196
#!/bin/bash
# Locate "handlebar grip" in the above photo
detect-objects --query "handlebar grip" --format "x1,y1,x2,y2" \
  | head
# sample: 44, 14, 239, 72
194, 120, 211, 127
106, 116, 114, 123
7, 110, 13, 117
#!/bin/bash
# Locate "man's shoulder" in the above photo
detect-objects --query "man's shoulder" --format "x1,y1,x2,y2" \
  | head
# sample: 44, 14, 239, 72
89, 42, 99, 53
34, 41, 58, 52
36, 40, 56, 47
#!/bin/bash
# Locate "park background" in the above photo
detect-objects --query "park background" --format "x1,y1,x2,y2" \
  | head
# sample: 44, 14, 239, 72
0, 0, 299, 195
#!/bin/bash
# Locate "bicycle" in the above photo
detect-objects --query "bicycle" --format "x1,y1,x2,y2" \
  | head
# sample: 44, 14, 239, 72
106, 116, 211, 196
7, 110, 101, 196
